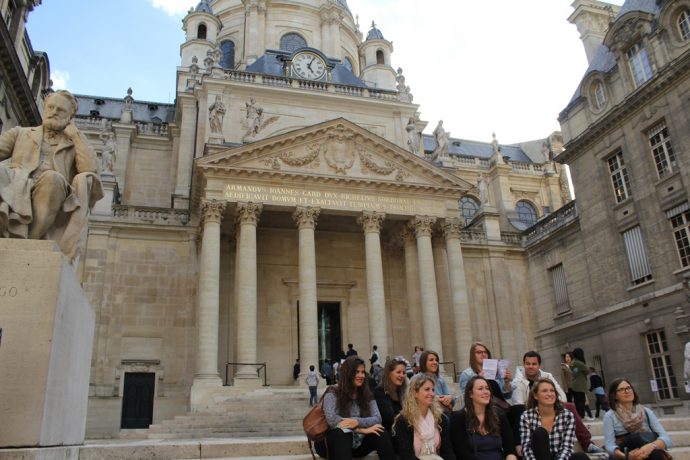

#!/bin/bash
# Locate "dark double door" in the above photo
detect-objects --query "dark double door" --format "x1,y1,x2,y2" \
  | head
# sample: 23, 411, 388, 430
120, 372, 154, 429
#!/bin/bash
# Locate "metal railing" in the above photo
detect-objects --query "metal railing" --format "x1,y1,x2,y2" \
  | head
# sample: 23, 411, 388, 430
224, 362, 269, 387
439, 361, 457, 382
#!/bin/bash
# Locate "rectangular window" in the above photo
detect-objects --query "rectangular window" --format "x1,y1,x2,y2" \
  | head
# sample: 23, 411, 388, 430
5, 1, 15, 27
607, 152, 632, 203
549, 264, 570, 314
680, 10, 690, 41
645, 330, 678, 400
668, 203, 690, 268
648, 122, 676, 179
622, 226, 652, 285
627, 43, 653, 87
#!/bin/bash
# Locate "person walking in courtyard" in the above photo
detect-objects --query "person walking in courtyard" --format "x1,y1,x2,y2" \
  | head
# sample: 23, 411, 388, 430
568, 348, 592, 419
346, 343, 358, 357
306, 364, 320, 406
321, 359, 333, 385
293, 358, 300, 381
588, 367, 608, 418
370, 345, 380, 371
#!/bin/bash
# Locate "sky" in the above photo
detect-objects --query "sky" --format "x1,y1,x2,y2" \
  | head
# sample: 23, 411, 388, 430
26, 0, 625, 145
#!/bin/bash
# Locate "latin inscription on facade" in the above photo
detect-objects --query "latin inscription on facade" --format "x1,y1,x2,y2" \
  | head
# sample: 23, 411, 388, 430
223, 183, 446, 215
0, 286, 18, 297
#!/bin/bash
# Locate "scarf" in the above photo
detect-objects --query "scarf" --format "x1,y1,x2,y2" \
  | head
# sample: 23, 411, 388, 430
615, 404, 645, 433
414, 410, 440, 456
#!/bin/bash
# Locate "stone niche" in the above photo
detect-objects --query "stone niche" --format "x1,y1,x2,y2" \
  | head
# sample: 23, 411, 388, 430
0, 240, 95, 447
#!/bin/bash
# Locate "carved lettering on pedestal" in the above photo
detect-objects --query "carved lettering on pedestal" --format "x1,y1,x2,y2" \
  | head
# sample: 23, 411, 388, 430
0, 286, 18, 297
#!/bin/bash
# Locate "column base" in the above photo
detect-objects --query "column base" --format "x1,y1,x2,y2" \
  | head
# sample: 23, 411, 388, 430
232, 376, 262, 390
190, 375, 223, 410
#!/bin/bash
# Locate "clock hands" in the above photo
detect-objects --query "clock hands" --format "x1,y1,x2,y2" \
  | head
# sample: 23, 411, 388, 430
307, 57, 315, 72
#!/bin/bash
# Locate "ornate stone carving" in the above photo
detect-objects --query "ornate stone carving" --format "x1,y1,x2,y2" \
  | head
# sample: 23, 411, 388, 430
357, 148, 395, 174
324, 128, 355, 174
242, 97, 279, 143
442, 218, 463, 240
411, 215, 437, 238
236, 202, 263, 226
560, 169, 572, 204
431, 120, 449, 160
208, 95, 226, 135
263, 144, 322, 170
358, 211, 385, 233
200, 199, 227, 224
99, 128, 117, 174
399, 226, 416, 246
406, 117, 421, 155
293, 206, 320, 229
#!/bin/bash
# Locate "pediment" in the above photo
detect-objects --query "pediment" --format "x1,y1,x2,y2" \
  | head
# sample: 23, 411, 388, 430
197, 118, 472, 191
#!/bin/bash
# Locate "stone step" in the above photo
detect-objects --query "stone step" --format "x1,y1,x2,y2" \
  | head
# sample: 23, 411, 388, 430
590, 430, 690, 448
585, 417, 690, 436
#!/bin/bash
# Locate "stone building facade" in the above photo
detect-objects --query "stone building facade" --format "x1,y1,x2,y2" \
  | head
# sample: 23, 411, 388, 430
528, 0, 690, 408
5, 0, 574, 436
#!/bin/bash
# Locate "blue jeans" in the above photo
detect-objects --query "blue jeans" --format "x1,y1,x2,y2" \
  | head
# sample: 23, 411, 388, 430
309, 386, 317, 406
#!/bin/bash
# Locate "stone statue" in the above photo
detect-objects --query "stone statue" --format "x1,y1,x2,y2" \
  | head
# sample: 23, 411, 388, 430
99, 131, 116, 173
405, 117, 420, 154
0, 90, 104, 262
432, 120, 449, 159
477, 173, 489, 205
242, 97, 279, 143
208, 95, 226, 134
396, 68, 413, 102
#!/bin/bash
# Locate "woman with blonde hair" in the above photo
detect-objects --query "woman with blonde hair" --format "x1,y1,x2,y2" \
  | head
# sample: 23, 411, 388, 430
392, 373, 456, 459
459, 342, 513, 401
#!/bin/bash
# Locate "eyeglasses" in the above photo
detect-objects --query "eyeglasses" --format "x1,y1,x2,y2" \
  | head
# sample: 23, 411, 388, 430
475, 350, 489, 355
616, 386, 633, 393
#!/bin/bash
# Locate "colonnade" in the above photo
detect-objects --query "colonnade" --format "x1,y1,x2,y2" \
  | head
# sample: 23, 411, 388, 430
192, 199, 472, 388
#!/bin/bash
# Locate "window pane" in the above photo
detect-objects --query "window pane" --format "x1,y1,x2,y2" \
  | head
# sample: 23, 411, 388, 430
622, 226, 652, 285
646, 331, 679, 400
550, 264, 570, 314
627, 43, 653, 87
670, 210, 690, 267
280, 33, 307, 52
679, 9, 690, 41
459, 196, 480, 226
607, 152, 631, 203
220, 41, 235, 69
648, 122, 676, 178
516, 201, 537, 226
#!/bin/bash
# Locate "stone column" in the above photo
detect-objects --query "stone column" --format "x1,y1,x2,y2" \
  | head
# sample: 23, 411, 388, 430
358, 211, 388, 362
400, 227, 423, 351
293, 206, 320, 377
234, 202, 263, 381
412, 216, 444, 358
194, 199, 226, 387
442, 218, 473, 365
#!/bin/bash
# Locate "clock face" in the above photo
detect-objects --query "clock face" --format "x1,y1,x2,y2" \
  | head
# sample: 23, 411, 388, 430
292, 52, 327, 80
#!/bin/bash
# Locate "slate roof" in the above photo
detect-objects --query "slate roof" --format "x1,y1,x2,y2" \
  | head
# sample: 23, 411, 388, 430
194, 0, 212, 14
74, 94, 175, 124
422, 134, 534, 163
366, 24, 385, 41
561, 0, 662, 115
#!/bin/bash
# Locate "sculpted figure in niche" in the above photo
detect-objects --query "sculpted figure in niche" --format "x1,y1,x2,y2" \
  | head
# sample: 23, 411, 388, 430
406, 117, 420, 154
432, 120, 449, 158
477, 173, 489, 205
208, 95, 226, 134
242, 97, 279, 143
99, 131, 116, 173
0, 90, 104, 261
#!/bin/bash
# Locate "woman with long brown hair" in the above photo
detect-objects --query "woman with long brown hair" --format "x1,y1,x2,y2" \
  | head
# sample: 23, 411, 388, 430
459, 342, 513, 402
450, 375, 517, 460
374, 358, 408, 432
603, 378, 671, 460
419, 350, 456, 411
315, 356, 395, 460
392, 373, 456, 459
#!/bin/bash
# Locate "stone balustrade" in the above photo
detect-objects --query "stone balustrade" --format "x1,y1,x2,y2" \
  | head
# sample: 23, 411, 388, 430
511, 162, 545, 175
460, 229, 487, 243
74, 117, 105, 130
524, 200, 578, 247
501, 232, 523, 245
136, 122, 169, 137
112, 205, 190, 226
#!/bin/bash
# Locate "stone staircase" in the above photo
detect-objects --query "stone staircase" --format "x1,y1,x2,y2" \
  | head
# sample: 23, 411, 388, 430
124, 387, 312, 440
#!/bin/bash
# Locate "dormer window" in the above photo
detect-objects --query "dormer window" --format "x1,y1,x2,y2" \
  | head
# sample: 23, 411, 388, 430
679, 9, 690, 40
626, 42, 653, 87
220, 40, 235, 69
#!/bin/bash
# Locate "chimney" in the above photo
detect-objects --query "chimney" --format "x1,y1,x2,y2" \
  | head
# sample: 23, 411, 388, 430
568, 0, 621, 64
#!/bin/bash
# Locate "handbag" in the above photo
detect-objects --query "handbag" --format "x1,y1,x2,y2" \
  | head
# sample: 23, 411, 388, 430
614, 409, 672, 460
303, 385, 335, 460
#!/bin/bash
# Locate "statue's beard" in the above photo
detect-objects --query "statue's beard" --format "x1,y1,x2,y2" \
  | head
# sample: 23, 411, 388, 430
43, 117, 68, 132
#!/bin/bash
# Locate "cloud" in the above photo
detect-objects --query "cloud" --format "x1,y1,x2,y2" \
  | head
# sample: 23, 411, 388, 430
50, 70, 70, 90
149, 0, 196, 16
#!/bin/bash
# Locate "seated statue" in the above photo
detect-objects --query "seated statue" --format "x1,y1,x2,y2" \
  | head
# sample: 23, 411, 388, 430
0, 90, 103, 262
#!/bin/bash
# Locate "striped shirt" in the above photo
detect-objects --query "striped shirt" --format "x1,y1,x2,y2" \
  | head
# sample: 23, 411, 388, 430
520, 407, 576, 460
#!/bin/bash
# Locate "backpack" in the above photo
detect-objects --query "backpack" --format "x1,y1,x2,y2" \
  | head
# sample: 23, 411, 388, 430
303, 385, 336, 460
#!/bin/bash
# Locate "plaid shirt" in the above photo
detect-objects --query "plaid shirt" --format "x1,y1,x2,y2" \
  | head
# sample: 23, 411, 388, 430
520, 407, 576, 460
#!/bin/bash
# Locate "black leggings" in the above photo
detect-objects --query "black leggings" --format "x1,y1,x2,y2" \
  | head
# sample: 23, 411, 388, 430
572, 391, 591, 418
531, 427, 590, 460
315, 428, 395, 460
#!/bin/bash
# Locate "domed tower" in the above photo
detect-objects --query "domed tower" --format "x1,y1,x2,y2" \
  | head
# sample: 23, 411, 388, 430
358, 22, 396, 91
180, 0, 222, 68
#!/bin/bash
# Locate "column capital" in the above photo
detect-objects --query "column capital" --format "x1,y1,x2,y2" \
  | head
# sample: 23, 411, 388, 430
411, 215, 437, 238
293, 206, 321, 229
442, 218, 464, 241
358, 211, 386, 234
236, 202, 263, 226
399, 226, 416, 246
201, 199, 227, 224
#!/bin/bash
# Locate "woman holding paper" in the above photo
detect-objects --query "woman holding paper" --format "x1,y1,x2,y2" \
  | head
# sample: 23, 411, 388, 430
420, 350, 456, 411
459, 342, 513, 401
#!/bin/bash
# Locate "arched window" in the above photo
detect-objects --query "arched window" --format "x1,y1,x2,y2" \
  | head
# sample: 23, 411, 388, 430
516, 200, 538, 227
679, 9, 690, 40
343, 56, 353, 72
220, 40, 235, 69
592, 81, 606, 110
197, 23, 207, 40
376, 49, 385, 65
280, 33, 307, 52
459, 196, 480, 226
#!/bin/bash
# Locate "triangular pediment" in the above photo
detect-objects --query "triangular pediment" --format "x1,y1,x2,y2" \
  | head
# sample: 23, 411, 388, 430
196, 118, 472, 191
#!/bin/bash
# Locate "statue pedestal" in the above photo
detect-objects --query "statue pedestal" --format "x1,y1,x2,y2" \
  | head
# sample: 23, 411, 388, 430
0, 240, 95, 448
